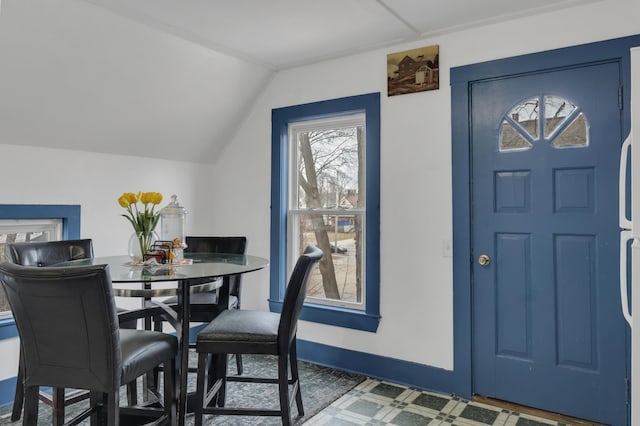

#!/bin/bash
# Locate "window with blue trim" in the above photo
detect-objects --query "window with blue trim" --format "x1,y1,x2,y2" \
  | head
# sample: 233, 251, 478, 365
0, 205, 80, 322
270, 93, 380, 332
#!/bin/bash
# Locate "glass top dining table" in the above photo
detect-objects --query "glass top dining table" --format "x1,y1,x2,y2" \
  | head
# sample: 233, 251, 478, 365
54, 252, 269, 425
57, 253, 269, 283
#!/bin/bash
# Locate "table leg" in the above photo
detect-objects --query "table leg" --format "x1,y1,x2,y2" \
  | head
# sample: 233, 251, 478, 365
177, 278, 191, 426
143, 282, 154, 402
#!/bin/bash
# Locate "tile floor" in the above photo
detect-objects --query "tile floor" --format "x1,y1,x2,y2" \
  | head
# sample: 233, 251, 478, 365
0, 377, 592, 425
306, 378, 575, 426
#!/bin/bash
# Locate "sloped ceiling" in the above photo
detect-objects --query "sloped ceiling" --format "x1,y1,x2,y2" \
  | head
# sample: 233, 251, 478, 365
0, 0, 601, 163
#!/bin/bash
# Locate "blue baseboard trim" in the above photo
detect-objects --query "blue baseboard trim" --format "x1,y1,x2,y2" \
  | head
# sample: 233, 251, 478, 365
0, 376, 17, 409
297, 339, 457, 397
0, 318, 17, 340
0, 319, 18, 409
188, 323, 206, 343
0, 334, 457, 409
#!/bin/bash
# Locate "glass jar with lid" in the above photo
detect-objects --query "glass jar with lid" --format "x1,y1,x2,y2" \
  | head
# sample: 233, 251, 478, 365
159, 194, 187, 260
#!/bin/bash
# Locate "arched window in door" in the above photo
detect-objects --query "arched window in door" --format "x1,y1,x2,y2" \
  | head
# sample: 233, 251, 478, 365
499, 95, 589, 151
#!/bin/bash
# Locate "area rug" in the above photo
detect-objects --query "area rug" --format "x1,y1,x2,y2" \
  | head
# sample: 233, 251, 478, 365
200, 354, 364, 425
0, 353, 365, 425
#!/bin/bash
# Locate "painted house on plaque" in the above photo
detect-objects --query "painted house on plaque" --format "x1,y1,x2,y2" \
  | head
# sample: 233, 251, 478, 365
397, 54, 439, 86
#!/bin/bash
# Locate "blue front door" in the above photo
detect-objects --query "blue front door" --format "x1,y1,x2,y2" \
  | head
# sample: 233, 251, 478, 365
471, 61, 627, 424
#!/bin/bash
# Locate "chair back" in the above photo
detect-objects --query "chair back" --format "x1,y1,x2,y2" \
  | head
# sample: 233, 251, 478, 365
278, 245, 323, 351
0, 262, 121, 393
185, 236, 247, 298
7, 239, 94, 267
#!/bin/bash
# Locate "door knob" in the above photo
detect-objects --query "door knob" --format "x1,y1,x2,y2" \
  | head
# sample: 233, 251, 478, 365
478, 254, 491, 266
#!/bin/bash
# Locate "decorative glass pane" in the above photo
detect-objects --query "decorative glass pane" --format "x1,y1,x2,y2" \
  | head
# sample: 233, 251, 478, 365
500, 121, 533, 151
499, 95, 588, 152
508, 97, 539, 140
551, 113, 589, 148
544, 95, 577, 138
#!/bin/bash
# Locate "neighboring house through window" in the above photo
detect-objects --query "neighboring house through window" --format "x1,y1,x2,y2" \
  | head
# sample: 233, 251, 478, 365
270, 93, 380, 332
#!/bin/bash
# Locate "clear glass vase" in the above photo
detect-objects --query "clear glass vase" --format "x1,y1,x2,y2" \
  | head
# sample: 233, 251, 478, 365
128, 230, 159, 262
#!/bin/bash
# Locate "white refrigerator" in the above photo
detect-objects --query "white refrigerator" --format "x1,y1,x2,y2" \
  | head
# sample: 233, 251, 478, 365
621, 46, 640, 426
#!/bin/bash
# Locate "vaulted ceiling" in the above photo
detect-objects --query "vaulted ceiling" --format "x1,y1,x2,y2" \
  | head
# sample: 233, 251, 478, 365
0, 0, 602, 163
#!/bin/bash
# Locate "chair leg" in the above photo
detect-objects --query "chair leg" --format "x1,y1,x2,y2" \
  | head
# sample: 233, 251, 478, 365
206, 354, 215, 392
195, 353, 208, 426
290, 343, 304, 416
90, 391, 101, 426
206, 353, 228, 407
150, 315, 164, 397
127, 380, 138, 405
144, 368, 157, 403
235, 353, 243, 375
23, 385, 39, 426
11, 349, 24, 421
107, 391, 119, 426
163, 358, 177, 424
278, 354, 293, 426
51, 387, 66, 426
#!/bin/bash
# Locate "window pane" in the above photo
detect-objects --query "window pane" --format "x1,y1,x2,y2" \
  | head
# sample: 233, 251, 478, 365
296, 127, 361, 209
508, 97, 539, 140
499, 121, 533, 151
544, 95, 577, 138
293, 212, 363, 306
0, 219, 62, 317
551, 113, 589, 148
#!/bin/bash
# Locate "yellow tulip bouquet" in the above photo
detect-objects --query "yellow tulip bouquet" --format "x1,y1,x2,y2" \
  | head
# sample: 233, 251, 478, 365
118, 191, 163, 259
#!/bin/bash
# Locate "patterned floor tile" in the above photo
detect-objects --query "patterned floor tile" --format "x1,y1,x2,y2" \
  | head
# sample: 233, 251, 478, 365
459, 404, 502, 424
389, 407, 434, 425
347, 399, 388, 417
411, 393, 450, 411
370, 383, 407, 399
307, 379, 565, 426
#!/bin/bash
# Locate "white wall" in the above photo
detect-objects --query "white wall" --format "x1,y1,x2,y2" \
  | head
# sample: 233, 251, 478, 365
0, 144, 217, 252
214, 0, 640, 371
0, 143, 231, 381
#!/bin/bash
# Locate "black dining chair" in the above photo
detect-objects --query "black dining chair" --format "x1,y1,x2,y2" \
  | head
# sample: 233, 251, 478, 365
0, 262, 178, 426
158, 236, 247, 374
193, 244, 323, 426
6, 239, 94, 268
6, 239, 139, 424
